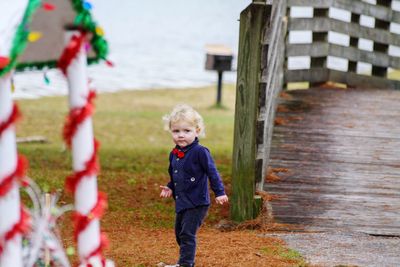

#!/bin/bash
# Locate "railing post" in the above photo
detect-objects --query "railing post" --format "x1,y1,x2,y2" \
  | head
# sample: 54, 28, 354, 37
231, 1, 269, 222
310, 7, 329, 87
348, 13, 360, 74
372, 0, 391, 78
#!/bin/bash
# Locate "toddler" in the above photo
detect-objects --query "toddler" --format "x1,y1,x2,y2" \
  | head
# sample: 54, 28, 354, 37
160, 104, 229, 267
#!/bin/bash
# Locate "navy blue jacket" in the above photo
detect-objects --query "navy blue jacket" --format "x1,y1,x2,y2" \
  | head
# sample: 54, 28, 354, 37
167, 138, 226, 213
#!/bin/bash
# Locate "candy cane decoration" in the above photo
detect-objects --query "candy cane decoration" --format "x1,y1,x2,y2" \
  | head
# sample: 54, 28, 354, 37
0, 73, 29, 267
59, 31, 112, 267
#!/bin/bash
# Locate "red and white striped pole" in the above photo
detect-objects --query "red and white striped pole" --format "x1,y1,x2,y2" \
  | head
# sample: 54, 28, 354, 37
0, 73, 27, 267
59, 31, 111, 267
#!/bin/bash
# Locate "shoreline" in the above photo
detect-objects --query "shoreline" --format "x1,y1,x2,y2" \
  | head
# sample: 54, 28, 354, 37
12, 82, 237, 100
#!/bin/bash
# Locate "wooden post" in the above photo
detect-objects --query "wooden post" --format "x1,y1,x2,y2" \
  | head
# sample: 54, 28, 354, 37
216, 71, 223, 106
310, 7, 329, 87
231, 0, 269, 222
372, 0, 391, 78
348, 13, 360, 73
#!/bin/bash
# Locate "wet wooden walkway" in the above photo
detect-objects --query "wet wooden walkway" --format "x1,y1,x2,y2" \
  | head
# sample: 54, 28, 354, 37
265, 88, 400, 236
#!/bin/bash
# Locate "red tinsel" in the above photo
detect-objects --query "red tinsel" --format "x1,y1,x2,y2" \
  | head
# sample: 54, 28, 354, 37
105, 60, 114, 67
65, 139, 99, 193
0, 155, 28, 197
57, 32, 86, 75
63, 90, 96, 147
0, 56, 10, 69
0, 103, 21, 136
0, 208, 31, 255
83, 232, 109, 267
73, 192, 107, 241
42, 2, 56, 11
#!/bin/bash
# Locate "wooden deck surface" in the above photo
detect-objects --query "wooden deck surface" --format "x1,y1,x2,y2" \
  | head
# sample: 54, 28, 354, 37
265, 87, 400, 236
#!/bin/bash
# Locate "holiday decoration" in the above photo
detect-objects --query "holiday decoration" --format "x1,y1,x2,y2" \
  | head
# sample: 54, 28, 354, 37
0, 74, 27, 267
22, 178, 73, 267
0, 0, 109, 75
0, 0, 112, 266
0, 2, 34, 263
60, 33, 110, 263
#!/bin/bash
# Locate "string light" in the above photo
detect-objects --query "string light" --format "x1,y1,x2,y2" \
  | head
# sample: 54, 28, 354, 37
95, 26, 104, 36
43, 71, 50, 85
11, 76, 15, 92
27, 31, 42, 42
82, 1, 93, 10
42, 3, 56, 11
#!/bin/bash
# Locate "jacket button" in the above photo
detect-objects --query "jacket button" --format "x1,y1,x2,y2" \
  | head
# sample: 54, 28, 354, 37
174, 170, 178, 173
190, 177, 195, 182
174, 182, 177, 186
176, 196, 179, 199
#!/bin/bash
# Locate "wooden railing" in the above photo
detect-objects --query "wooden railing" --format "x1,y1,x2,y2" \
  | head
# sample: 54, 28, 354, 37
231, 0, 400, 221
286, 0, 400, 88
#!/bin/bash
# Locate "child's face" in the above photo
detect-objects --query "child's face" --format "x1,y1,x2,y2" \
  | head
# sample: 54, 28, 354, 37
170, 120, 199, 148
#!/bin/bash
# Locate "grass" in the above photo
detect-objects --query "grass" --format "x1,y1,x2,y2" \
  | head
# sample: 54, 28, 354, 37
17, 85, 237, 219
15, 84, 308, 266
388, 69, 400, 80
260, 244, 307, 267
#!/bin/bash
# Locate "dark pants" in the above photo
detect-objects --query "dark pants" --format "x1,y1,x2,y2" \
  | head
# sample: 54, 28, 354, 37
175, 205, 209, 267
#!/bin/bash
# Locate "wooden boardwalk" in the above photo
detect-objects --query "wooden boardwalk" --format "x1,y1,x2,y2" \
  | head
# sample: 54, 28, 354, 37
265, 88, 400, 236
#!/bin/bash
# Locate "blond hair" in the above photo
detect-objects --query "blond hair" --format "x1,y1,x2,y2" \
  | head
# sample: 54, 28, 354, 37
163, 104, 205, 137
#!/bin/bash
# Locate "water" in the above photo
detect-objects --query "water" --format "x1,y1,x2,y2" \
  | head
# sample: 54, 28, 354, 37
13, 0, 249, 99
12, 1, 400, 99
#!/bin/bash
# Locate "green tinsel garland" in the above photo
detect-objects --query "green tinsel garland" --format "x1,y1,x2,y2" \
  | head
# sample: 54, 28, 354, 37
71, 0, 109, 63
0, 0, 109, 76
0, 0, 41, 77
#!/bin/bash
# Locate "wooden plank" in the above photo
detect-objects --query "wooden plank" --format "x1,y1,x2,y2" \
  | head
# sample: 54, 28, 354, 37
231, 1, 269, 222
329, 70, 400, 89
285, 69, 400, 89
265, 88, 400, 235
259, 1, 288, 190
285, 68, 329, 83
289, 17, 400, 47
286, 42, 400, 69
287, 0, 400, 24
348, 13, 361, 73
371, 1, 391, 78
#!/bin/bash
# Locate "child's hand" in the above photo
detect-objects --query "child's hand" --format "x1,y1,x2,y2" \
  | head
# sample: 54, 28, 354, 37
215, 195, 229, 205
160, 185, 173, 198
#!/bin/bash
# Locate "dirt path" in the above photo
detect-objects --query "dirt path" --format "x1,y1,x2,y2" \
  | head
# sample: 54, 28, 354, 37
264, 231, 400, 267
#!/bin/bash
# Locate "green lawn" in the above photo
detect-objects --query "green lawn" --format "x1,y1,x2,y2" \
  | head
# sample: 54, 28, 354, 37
16, 85, 236, 222
14, 84, 311, 267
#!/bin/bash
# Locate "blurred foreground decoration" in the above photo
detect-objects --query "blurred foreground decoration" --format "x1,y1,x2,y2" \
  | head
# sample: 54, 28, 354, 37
22, 179, 74, 267
0, 1, 113, 266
